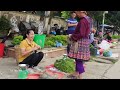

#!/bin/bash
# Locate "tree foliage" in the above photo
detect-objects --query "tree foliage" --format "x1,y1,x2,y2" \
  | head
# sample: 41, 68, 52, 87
0, 16, 11, 31
106, 11, 120, 26
61, 11, 71, 19
88, 11, 104, 22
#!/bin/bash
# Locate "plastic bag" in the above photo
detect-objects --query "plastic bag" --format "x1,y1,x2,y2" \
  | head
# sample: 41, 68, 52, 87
98, 40, 110, 50
103, 50, 112, 57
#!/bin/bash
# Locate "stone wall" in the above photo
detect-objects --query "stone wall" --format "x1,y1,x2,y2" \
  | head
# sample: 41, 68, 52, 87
0, 11, 67, 30
0, 11, 40, 24
50, 17, 67, 30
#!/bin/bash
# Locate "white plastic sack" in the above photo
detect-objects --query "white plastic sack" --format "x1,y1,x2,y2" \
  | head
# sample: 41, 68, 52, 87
12, 24, 19, 32
98, 40, 110, 50
13, 27, 19, 32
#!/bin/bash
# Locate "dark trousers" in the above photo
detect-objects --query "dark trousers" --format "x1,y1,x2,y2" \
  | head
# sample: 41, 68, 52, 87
67, 44, 70, 54
19, 52, 44, 68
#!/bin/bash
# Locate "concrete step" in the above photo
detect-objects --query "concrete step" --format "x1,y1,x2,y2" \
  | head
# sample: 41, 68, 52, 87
6, 47, 67, 59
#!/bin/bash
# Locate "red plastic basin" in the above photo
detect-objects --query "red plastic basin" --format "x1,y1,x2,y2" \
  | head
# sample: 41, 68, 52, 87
27, 74, 40, 79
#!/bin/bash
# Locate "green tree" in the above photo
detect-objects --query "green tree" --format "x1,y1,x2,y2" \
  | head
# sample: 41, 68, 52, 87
61, 11, 71, 20
0, 16, 11, 36
88, 11, 104, 22
0, 16, 11, 31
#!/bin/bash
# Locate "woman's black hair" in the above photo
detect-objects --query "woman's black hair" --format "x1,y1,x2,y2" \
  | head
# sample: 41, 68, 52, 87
23, 29, 34, 39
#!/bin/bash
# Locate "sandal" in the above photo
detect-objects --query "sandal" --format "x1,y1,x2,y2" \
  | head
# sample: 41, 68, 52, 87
67, 74, 78, 79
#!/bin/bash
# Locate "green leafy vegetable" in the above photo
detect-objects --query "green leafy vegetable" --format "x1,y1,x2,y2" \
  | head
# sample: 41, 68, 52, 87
12, 35, 23, 45
54, 58, 75, 73
45, 35, 67, 48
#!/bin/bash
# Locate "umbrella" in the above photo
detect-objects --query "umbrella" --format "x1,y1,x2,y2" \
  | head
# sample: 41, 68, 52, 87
99, 24, 110, 27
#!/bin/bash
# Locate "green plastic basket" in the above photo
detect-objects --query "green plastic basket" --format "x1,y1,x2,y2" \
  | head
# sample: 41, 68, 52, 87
34, 34, 46, 48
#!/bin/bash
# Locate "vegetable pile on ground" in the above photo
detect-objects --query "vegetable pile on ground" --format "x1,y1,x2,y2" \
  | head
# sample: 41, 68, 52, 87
12, 35, 23, 45
54, 58, 75, 73
112, 35, 120, 39
45, 35, 67, 48
90, 44, 94, 48
90, 44, 97, 56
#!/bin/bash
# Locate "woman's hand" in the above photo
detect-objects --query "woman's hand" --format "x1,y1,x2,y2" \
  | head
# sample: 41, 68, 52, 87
32, 47, 38, 51
69, 34, 72, 38
36, 45, 41, 50
32, 45, 41, 51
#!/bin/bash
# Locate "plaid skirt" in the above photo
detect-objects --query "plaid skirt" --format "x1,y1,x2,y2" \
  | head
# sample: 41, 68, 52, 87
68, 38, 90, 60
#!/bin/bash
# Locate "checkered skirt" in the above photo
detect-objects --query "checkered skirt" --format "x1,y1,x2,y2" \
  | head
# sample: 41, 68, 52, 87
68, 38, 90, 60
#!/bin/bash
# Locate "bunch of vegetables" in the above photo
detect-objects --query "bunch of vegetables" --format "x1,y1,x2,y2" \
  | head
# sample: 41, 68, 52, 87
112, 35, 120, 39
90, 44, 94, 48
12, 35, 23, 45
90, 44, 97, 56
54, 58, 75, 73
45, 35, 67, 48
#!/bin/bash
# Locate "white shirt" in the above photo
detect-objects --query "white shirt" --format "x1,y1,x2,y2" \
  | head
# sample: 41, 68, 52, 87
90, 33, 94, 43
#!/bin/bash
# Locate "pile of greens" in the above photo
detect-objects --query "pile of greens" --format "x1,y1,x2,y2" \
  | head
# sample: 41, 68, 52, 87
45, 35, 67, 48
90, 44, 94, 48
12, 35, 23, 45
54, 58, 75, 73
90, 44, 97, 56
112, 35, 120, 39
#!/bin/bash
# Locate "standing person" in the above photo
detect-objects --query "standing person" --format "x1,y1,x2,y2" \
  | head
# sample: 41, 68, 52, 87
18, 29, 44, 73
105, 32, 112, 43
67, 12, 78, 54
68, 11, 92, 79
38, 16, 45, 35
90, 28, 97, 48
98, 32, 103, 44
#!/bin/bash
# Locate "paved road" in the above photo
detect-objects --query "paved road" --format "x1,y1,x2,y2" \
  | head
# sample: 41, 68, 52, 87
0, 42, 119, 79
85, 42, 120, 79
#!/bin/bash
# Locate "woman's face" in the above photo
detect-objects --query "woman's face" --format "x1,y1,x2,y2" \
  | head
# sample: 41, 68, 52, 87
75, 11, 85, 18
26, 30, 34, 41
92, 28, 96, 33
75, 11, 81, 18
108, 33, 111, 36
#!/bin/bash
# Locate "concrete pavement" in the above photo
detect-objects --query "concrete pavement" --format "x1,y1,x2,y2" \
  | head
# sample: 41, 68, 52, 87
104, 42, 120, 79
0, 42, 120, 79
104, 53, 120, 79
